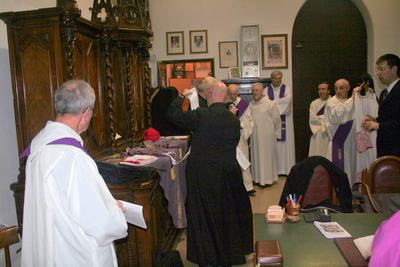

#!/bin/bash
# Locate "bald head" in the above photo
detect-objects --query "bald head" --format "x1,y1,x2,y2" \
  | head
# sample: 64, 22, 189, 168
207, 81, 228, 106
228, 84, 239, 102
334, 79, 350, 99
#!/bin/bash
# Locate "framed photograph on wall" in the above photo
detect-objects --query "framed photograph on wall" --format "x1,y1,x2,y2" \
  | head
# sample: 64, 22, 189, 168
261, 34, 288, 69
218, 41, 238, 68
189, 30, 208, 54
166, 31, 184, 55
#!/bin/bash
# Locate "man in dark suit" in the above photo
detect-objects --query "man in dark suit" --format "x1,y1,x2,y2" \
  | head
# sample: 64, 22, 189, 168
363, 54, 400, 157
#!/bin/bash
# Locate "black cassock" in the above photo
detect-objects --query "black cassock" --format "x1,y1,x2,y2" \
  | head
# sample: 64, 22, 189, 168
167, 97, 253, 266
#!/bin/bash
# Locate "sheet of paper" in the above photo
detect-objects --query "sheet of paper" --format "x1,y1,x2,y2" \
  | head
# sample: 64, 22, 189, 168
120, 200, 147, 229
236, 147, 250, 170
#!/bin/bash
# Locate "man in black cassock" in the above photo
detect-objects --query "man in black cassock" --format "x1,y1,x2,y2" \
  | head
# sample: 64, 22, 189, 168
167, 80, 253, 267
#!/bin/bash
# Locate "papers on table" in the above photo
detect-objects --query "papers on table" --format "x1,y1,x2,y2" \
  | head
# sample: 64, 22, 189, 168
314, 221, 351, 239
120, 201, 147, 229
120, 155, 158, 166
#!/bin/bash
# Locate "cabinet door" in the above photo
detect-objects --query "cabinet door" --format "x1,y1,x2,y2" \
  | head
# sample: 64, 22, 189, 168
73, 33, 109, 154
9, 23, 63, 153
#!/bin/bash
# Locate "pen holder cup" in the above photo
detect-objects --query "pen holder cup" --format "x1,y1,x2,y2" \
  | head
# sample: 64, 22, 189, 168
286, 203, 301, 216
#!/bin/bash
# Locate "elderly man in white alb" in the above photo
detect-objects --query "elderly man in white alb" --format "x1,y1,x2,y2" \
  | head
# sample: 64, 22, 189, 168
21, 80, 128, 267
249, 82, 281, 186
309, 81, 331, 157
264, 70, 296, 176
324, 78, 357, 186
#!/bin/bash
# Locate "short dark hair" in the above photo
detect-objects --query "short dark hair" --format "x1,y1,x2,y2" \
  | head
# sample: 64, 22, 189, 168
319, 81, 330, 90
376, 53, 400, 76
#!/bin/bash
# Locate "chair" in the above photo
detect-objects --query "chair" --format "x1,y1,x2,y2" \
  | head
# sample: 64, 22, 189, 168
0, 225, 19, 267
361, 155, 400, 213
279, 156, 353, 212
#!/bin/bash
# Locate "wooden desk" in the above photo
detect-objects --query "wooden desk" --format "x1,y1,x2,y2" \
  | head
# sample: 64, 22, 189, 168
254, 213, 388, 267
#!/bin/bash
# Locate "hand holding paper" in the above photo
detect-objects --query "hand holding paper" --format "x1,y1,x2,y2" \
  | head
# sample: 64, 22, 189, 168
120, 200, 147, 229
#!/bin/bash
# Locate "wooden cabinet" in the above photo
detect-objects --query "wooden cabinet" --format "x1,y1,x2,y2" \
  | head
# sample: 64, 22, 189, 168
1, 1, 179, 266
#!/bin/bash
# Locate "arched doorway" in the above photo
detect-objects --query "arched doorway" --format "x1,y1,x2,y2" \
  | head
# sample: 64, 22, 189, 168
292, 0, 367, 162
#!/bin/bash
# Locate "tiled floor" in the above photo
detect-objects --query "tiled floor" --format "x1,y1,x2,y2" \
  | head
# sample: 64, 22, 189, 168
174, 176, 286, 267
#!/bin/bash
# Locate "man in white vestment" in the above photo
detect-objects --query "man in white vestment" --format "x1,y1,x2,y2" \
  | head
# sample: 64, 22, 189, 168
264, 71, 296, 175
227, 84, 255, 193
309, 81, 331, 157
249, 83, 281, 185
324, 79, 357, 186
227, 84, 249, 118
21, 80, 128, 267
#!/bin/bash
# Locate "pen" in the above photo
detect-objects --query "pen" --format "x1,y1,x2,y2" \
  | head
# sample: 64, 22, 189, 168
297, 195, 303, 205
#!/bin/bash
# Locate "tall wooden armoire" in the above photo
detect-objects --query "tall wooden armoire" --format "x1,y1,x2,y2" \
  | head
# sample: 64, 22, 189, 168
0, 0, 179, 266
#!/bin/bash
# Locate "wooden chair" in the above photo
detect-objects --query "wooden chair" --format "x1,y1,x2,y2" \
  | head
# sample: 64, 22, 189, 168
0, 226, 19, 267
361, 155, 400, 213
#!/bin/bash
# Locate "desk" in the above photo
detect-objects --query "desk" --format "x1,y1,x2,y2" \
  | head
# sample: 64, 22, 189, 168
254, 213, 388, 267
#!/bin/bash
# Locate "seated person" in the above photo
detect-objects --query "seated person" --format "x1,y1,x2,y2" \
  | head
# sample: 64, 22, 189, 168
369, 211, 400, 267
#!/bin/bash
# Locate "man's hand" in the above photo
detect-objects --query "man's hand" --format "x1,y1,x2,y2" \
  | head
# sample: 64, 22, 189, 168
229, 104, 238, 115
362, 115, 379, 131
352, 86, 361, 98
116, 200, 126, 213
181, 88, 193, 97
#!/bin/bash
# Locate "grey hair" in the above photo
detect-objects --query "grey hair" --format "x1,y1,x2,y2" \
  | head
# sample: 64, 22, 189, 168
54, 80, 95, 115
271, 70, 283, 78
197, 76, 217, 94
252, 82, 264, 89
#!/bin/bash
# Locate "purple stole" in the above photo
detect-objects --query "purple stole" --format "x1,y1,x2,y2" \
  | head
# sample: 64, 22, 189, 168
331, 120, 353, 170
20, 137, 88, 158
316, 104, 326, 116
267, 84, 286, 141
236, 99, 249, 118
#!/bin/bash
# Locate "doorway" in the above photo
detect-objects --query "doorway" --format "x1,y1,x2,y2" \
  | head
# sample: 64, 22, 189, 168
292, 0, 367, 162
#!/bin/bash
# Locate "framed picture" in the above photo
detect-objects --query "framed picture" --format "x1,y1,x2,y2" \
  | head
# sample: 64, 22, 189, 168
218, 41, 238, 68
189, 30, 208, 54
166, 31, 184, 55
261, 34, 288, 69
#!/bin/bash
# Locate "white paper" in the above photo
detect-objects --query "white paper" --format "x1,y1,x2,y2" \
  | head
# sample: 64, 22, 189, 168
120, 200, 147, 229
353, 235, 374, 260
236, 147, 251, 170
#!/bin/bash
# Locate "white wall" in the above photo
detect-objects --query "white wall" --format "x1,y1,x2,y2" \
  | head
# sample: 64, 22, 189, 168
150, 0, 400, 90
0, 0, 399, 265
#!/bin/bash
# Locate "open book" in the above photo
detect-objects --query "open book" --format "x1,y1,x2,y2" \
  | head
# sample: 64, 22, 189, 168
353, 235, 373, 260
314, 221, 351, 239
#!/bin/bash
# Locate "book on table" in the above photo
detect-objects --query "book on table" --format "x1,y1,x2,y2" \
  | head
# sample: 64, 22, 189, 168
313, 221, 351, 239
255, 240, 283, 266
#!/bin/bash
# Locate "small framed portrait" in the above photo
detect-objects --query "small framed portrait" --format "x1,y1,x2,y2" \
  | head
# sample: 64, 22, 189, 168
166, 31, 184, 55
218, 41, 238, 68
189, 30, 208, 54
261, 34, 288, 69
